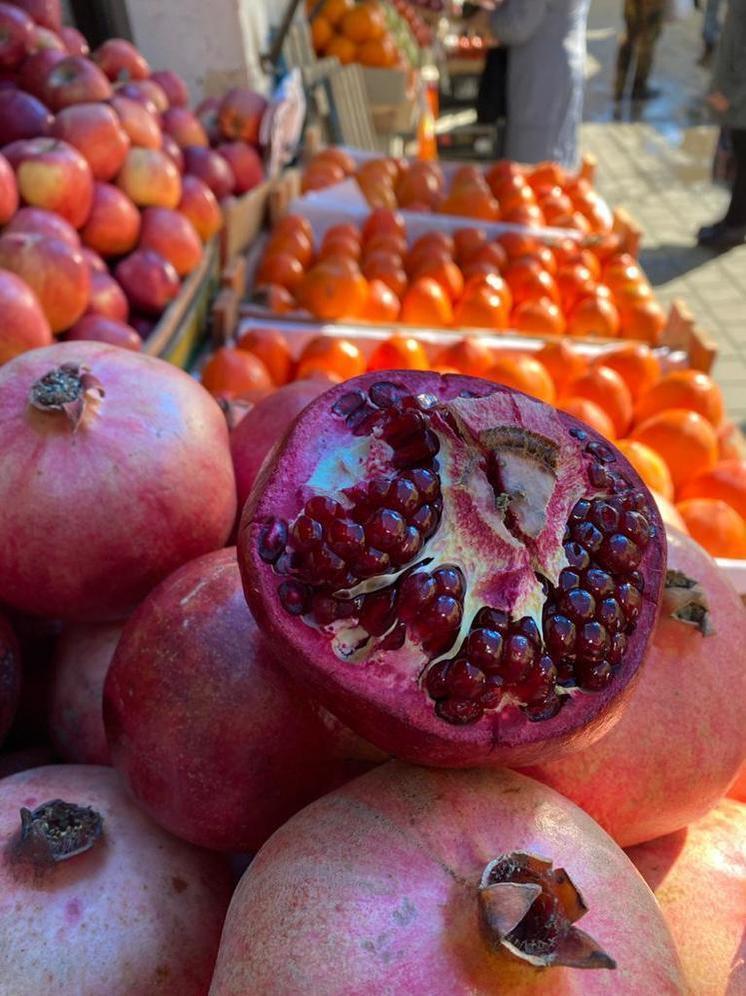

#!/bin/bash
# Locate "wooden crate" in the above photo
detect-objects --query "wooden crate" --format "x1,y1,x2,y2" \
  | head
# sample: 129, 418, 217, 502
220, 182, 272, 264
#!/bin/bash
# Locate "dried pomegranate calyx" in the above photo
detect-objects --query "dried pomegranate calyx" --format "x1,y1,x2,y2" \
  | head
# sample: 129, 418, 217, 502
478, 852, 616, 971
663, 569, 714, 636
16, 799, 104, 865
29, 363, 105, 432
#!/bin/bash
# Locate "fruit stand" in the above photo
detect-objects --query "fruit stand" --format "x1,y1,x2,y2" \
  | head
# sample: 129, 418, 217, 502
0, 1, 744, 994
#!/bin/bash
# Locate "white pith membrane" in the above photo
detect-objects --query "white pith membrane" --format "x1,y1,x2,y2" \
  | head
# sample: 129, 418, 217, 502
293, 390, 607, 712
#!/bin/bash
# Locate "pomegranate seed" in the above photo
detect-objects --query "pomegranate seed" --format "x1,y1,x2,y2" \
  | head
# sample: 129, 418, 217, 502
514, 617, 541, 646
621, 511, 652, 547
369, 380, 406, 408
617, 582, 642, 625
278, 580, 308, 616
576, 621, 610, 661
576, 659, 613, 691
410, 503, 439, 537
436, 698, 483, 724
367, 477, 391, 505
381, 409, 426, 445
290, 515, 323, 549
433, 565, 465, 598
589, 499, 620, 532
307, 544, 346, 582
564, 542, 590, 570
543, 615, 576, 656
396, 527, 423, 563
393, 429, 440, 469
386, 478, 420, 516
586, 440, 615, 463
609, 631, 627, 664
502, 634, 535, 682
628, 570, 645, 592
348, 403, 384, 435
445, 659, 486, 700
424, 594, 462, 632
360, 588, 398, 636
366, 508, 407, 552
424, 659, 452, 698
474, 607, 510, 633
570, 498, 590, 521
570, 426, 587, 440
399, 572, 438, 619
381, 623, 406, 650
258, 517, 287, 563
332, 390, 366, 417
406, 467, 440, 502
597, 597, 625, 633
353, 547, 391, 577
558, 588, 596, 622
598, 534, 641, 573
311, 593, 343, 625
523, 692, 564, 721
480, 674, 504, 708
305, 496, 344, 521
584, 568, 614, 598
466, 628, 504, 672
588, 462, 613, 489
558, 568, 582, 592
572, 521, 603, 552
327, 519, 365, 557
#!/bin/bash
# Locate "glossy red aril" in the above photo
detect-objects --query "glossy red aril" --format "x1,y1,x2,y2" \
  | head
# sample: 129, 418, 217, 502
239, 372, 666, 767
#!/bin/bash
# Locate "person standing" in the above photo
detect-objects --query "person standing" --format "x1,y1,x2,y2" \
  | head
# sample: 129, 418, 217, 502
698, 0, 746, 248
699, 0, 724, 66
614, 0, 666, 101
471, 0, 591, 169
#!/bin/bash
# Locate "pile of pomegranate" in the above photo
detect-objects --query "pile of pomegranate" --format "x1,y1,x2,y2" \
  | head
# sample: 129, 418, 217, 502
0, 0, 268, 362
0, 332, 743, 988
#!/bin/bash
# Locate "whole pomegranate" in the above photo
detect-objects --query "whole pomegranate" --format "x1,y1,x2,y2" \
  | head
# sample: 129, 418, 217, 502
50, 622, 121, 764
0, 765, 233, 994
0, 612, 21, 746
104, 547, 382, 853
230, 377, 331, 514
0, 341, 236, 621
627, 800, 745, 996
239, 371, 666, 768
521, 528, 746, 845
728, 763, 746, 802
210, 763, 685, 994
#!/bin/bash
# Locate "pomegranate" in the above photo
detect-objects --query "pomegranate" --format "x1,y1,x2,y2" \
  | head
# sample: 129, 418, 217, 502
104, 547, 382, 853
728, 763, 746, 802
230, 377, 332, 514
3, 611, 60, 749
50, 622, 121, 764
0, 765, 232, 994
0, 341, 236, 621
627, 800, 746, 996
521, 528, 746, 845
0, 612, 21, 746
210, 763, 684, 994
239, 372, 665, 768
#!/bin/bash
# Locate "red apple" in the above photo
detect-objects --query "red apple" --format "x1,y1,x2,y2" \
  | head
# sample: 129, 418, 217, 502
150, 69, 188, 108
218, 87, 267, 144
109, 93, 162, 149
216, 141, 264, 194
5, 136, 93, 228
43, 55, 112, 110
29, 23, 63, 51
0, 231, 90, 331
85, 268, 129, 321
5, 205, 79, 248
162, 106, 207, 148
117, 146, 181, 208
0, 150, 17, 222
59, 26, 88, 57
12, 0, 61, 31
80, 181, 141, 257
117, 78, 168, 114
161, 133, 184, 172
93, 38, 149, 82
0, 88, 52, 143
139, 206, 203, 277
178, 174, 222, 243
195, 95, 221, 145
51, 102, 129, 181
0, 2, 34, 70
66, 314, 141, 351
81, 246, 106, 273
115, 247, 180, 316
17, 46, 63, 99
0, 267, 53, 363
183, 145, 234, 199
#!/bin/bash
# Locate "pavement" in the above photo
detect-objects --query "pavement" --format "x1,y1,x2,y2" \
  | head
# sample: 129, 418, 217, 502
582, 0, 746, 422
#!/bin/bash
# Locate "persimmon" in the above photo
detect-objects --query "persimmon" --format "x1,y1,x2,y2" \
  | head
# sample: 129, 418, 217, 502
409, 230, 454, 259
491, 171, 530, 204
357, 176, 397, 210
551, 237, 583, 269
503, 258, 560, 306
359, 278, 400, 322
615, 439, 674, 500
566, 294, 621, 338
536, 339, 588, 396
501, 203, 545, 227
311, 16, 333, 52
511, 297, 566, 336
361, 207, 406, 242
367, 334, 429, 371
596, 343, 661, 400
325, 34, 357, 64
631, 408, 719, 491
534, 245, 558, 276
634, 370, 724, 427
309, 147, 356, 176
484, 159, 523, 194
453, 282, 509, 330
453, 227, 487, 265
296, 335, 366, 381
358, 34, 397, 67
301, 163, 345, 192
256, 251, 305, 292
718, 421, 746, 461
675, 498, 746, 559
602, 253, 643, 289
319, 0, 354, 26
527, 161, 567, 190
485, 353, 556, 404
451, 165, 483, 189
396, 168, 442, 209
678, 459, 746, 519
435, 337, 493, 376
498, 231, 538, 260
236, 327, 294, 386
361, 251, 407, 298
564, 365, 633, 436
265, 228, 314, 268
438, 186, 499, 221
200, 347, 273, 400
340, 3, 385, 42
617, 297, 666, 344
296, 259, 368, 320
467, 242, 508, 273
555, 263, 596, 312
273, 213, 314, 244
412, 256, 464, 303
540, 192, 575, 226
400, 277, 453, 327
580, 249, 602, 280
361, 232, 407, 259
318, 234, 361, 262
322, 222, 361, 245
260, 282, 296, 315
559, 397, 616, 440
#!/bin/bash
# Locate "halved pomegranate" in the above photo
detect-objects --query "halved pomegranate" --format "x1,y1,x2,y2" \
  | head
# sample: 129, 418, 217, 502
238, 372, 665, 766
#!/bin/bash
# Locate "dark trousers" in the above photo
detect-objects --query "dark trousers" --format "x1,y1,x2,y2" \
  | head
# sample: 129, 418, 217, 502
615, 0, 665, 96
725, 128, 746, 227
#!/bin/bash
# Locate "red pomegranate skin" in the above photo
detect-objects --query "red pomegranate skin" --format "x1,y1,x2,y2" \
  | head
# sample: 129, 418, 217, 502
230, 377, 331, 515
50, 621, 120, 764
210, 763, 685, 995
0, 341, 236, 621
239, 371, 665, 769
521, 529, 746, 846
0, 612, 21, 746
0, 765, 233, 994
626, 800, 746, 996
728, 763, 746, 802
104, 547, 381, 853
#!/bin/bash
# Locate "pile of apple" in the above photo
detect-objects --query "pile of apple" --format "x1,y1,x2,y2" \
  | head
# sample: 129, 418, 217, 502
0, 0, 268, 360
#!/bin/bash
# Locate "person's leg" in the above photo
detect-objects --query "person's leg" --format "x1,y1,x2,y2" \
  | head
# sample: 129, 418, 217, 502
698, 128, 746, 247
615, 0, 639, 100
699, 0, 723, 65
632, 2, 664, 98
